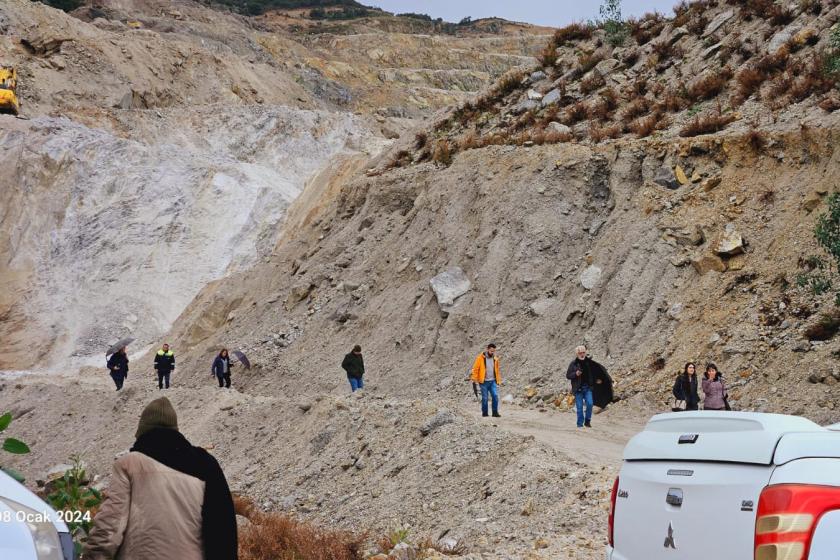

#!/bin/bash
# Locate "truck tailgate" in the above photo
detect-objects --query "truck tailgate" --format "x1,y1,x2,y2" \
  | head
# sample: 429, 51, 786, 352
610, 413, 824, 560
612, 460, 772, 560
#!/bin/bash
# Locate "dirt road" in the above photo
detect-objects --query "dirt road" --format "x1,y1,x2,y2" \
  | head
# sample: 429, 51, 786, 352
463, 403, 649, 468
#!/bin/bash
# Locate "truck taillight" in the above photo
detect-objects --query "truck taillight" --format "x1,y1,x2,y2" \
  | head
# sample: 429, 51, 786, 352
608, 476, 619, 547
754, 484, 840, 560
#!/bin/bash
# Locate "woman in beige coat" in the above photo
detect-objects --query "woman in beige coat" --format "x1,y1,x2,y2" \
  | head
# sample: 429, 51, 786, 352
84, 397, 237, 560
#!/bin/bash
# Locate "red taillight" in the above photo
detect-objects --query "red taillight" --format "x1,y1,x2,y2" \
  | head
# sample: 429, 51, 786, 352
754, 484, 840, 560
608, 476, 619, 547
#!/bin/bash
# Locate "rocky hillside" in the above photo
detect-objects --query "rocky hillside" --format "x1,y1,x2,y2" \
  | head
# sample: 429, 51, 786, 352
0, 0, 545, 370
1, 2, 840, 559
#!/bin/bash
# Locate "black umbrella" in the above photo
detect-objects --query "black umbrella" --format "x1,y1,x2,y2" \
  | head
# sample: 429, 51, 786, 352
106, 337, 135, 356
232, 350, 251, 370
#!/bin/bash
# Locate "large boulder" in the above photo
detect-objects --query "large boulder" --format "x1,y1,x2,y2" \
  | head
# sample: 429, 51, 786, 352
692, 254, 726, 274
716, 225, 745, 256
430, 267, 471, 309
541, 88, 562, 107
580, 265, 602, 290
420, 410, 456, 436
511, 99, 539, 115
703, 10, 734, 37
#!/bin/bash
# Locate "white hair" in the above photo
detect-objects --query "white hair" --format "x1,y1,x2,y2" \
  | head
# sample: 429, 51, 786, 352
575, 345, 587, 353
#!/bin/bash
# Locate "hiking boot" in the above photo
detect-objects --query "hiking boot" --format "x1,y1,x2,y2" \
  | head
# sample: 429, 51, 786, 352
584, 421, 592, 428
492, 412, 501, 418
482, 413, 489, 417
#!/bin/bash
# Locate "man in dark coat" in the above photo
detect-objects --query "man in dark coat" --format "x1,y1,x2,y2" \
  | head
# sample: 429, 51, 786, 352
341, 345, 365, 392
154, 343, 175, 389
107, 348, 129, 391
565, 345, 613, 428
85, 397, 237, 560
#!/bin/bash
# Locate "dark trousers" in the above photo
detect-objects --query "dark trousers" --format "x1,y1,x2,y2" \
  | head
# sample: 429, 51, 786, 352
217, 373, 231, 388
110, 372, 125, 390
157, 371, 171, 389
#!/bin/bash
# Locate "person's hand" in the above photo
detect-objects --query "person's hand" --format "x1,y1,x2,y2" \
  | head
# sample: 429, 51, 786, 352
576, 370, 581, 377
596, 379, 602, 384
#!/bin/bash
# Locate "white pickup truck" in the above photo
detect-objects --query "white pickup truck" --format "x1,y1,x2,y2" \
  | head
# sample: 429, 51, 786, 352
607, 411, 840, 560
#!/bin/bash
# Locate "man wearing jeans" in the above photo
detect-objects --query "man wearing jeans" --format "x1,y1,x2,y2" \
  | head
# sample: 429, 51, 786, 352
470, 343, 501, 418
341, 345, 365, 392
566, 345, 598, 428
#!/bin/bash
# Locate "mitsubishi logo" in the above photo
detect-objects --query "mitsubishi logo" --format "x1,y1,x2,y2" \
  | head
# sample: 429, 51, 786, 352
663, 522, 677, 549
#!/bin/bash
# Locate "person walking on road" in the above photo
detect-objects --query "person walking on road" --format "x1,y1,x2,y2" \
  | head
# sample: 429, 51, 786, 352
471, 343, 501, 418
341, 345, 365, 392
154, 343, 175, 389
702, 363, 728, 411
84, 397, 237, 560
107, 347, 129, 391
212, 349, 233, 389
566, 345, 613, 428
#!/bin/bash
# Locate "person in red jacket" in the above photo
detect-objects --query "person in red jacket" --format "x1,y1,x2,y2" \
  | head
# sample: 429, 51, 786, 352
470, 343, 501, 418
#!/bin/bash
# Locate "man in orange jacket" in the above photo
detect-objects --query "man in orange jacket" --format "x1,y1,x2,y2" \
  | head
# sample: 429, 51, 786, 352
470, 343, 501, 418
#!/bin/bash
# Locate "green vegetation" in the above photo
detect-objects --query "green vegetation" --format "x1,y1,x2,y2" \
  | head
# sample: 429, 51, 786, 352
597, 0, 628, 47
46, 456, 102, 554
0, 412, 30, 483
309, 6, 371, 19
207, 0, 364, 17
816, 193, 840, 305
35, 0, 84, 12
827, 25, 840, 78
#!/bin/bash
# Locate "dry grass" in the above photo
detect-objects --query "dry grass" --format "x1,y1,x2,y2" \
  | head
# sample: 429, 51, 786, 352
734, 48, 791, 102
629, 12, 665, 46
580, 72, 606, 95
414, 132, 428, 150
432, 139, 453, 165
551, 22, 594, 47
818, 94, 840, 113
587, 88, 618, 120
679, 110, 736, 137
804, 308, 840, 341
657, 88, 689, 113
578, 51, 605, 75
589, 122, 623, 143
621, 97, 651, 121
686, 68, 733, 101
236, 496, 366, 560
386, 149, 411, 169
651, 40, 679, 62
563, 101, 589, 126
736, 67, 766, 100
538, 43, 558, 67
628, 112, 665, 138
798, 0, 822, 15
458, 130, 480, 151
744, 128, 767, 153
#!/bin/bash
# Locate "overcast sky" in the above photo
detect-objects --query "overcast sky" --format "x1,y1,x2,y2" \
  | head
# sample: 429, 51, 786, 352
368, 0, 681, 27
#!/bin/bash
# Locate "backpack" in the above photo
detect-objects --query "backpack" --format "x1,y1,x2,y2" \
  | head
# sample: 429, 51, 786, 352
672, 374, 686, 401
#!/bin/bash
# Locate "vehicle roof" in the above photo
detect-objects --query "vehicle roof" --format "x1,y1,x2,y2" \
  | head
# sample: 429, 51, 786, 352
624, 411, 824, 465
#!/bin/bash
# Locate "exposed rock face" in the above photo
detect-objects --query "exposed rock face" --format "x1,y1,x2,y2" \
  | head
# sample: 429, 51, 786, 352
430, 268, 472, 309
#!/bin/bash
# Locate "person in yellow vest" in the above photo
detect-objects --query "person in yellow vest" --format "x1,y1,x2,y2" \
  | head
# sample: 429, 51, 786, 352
154, 343, 175, 389
470, 343, 501, 418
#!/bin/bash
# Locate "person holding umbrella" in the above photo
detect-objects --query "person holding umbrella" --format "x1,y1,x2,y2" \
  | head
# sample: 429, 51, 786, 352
212, 349, 233, 389
107, 347, 129, 391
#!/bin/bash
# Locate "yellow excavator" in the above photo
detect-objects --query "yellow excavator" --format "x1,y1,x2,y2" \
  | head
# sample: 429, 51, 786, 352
0, 67, 20, 116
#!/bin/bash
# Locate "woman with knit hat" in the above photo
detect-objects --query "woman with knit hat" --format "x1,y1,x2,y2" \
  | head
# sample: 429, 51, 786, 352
85, 397, 237, 560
